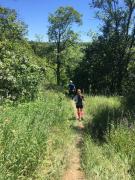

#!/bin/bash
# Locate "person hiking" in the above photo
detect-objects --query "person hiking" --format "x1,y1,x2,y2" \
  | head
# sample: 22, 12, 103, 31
73, 89, 84, 121
68, 80, 76, 99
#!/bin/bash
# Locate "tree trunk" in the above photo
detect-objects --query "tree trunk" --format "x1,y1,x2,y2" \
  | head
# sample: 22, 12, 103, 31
56, 39, 61, 86
56, 53, 60, 85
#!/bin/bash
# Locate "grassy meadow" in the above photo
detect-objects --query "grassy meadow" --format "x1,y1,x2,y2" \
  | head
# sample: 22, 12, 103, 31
82, 96, 135, 179
0, 90, 135, 180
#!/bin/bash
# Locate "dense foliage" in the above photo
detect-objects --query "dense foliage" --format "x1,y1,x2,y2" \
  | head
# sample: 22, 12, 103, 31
73, 0, 135, 95
0, 6, 44, 102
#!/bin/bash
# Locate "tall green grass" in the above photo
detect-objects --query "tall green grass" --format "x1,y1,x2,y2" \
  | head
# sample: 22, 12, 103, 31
82, 96, 135, 179
81, 135, 130, 179
33, 119, 74, 180
0, 91, 74, 179
108, 125, 135, 176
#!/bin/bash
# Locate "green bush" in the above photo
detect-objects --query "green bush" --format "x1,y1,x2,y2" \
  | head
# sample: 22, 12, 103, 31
0, 6, 45, 102
0, 40, 44, 102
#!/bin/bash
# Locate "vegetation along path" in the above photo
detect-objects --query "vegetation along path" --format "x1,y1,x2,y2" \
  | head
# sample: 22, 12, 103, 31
63, 97, 132, 180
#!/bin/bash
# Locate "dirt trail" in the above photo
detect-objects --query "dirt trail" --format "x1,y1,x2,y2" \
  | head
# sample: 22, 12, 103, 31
62, 130, 85, 180
62, 101, 86, 180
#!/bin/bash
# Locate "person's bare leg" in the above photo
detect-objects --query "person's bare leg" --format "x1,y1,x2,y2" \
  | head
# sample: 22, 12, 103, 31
77, 108, 81, 121
80, 108, 84, 119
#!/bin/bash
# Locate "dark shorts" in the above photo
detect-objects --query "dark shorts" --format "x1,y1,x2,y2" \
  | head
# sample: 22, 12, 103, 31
76, 104, 83, 109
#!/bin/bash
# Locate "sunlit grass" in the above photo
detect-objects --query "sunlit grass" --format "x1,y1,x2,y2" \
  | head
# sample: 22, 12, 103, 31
0, 91, 74, 179
82, 95, 135, 179
82, 135, 130, 180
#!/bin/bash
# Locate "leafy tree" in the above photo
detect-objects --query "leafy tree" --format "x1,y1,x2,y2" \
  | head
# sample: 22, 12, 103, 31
63, 43, 84, 77
0, 6, 44, 102
0, 41, 44, 101
0, 6, 27, 41
48, 6, 82, 85
74, 0, 135, 94
90, 0, 135, 93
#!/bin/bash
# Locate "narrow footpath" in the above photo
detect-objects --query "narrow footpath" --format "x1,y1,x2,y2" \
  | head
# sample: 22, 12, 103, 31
62, 101, 86, 180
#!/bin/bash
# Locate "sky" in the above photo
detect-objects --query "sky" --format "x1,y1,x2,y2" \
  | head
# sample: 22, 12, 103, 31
0, 0, 100, 42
